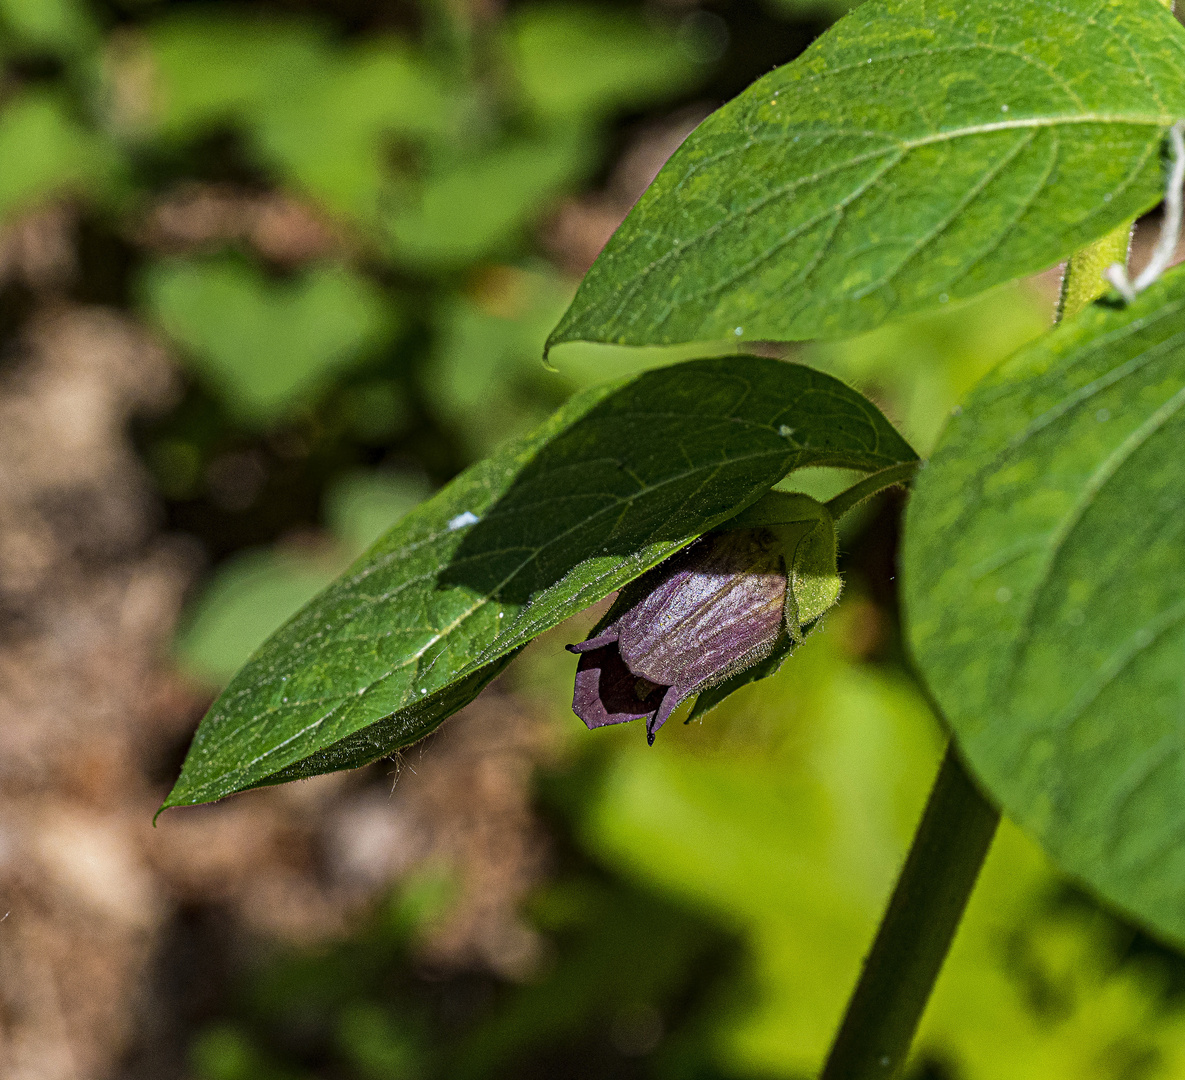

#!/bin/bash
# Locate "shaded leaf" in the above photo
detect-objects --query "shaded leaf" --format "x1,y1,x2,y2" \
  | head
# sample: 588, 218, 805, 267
903, 266, 1185, 946
165, 356, 915, 808
548, 0, 1185, 353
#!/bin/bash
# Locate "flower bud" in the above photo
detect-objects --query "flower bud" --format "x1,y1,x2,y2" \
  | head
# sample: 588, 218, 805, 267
568, 494, 841, 743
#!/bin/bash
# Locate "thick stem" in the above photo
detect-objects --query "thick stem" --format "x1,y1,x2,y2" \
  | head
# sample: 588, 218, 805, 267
819, 744, 1000, 1080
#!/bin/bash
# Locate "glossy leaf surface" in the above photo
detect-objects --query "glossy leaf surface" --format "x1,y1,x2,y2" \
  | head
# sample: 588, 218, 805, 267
904, 268, 1185, 945
548, 0, 1185, 353
166, 357, 915, 808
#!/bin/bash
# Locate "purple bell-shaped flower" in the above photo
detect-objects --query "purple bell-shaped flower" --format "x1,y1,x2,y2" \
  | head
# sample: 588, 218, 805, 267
568, 494, 841, 744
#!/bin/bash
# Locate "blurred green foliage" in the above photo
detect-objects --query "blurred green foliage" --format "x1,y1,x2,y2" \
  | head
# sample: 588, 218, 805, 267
143, 256, 396, 427
5, 0, 1185, 1076
0, 89, 117, 218
183, 613, 1185, 1080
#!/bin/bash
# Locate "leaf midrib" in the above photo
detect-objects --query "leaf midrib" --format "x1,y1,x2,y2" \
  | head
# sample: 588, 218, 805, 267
191, 442, 806, 794
931, 303, 1185, 553
572, 112, 1173, 336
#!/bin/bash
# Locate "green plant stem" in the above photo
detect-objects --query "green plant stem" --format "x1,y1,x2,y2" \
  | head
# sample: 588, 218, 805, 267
1056, 222, 1132, 321
825, 461, 919, 522
819, 744, 1000, 1080
1053, 0, 1169, 322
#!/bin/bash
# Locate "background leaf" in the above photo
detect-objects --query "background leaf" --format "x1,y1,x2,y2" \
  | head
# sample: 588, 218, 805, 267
0, 90, 117, 223
146, 15, 328, 140
904, 266, 1185, 947
144, 15, 454, 232
506, 5, 705, 126
548, 0, 1185, 354
165, 356, 915, 809
385, 135, 596, 270
142, 255, 395, 428
0, 0, 97, 54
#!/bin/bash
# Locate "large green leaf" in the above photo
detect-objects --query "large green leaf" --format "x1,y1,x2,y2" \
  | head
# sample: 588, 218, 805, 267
165, 357, 915, 809
903, 267, 1185, 946
547, 0, 1185, 353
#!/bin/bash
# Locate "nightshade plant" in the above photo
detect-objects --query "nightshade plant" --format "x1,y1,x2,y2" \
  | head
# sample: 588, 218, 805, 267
165, 0, 1185, 1075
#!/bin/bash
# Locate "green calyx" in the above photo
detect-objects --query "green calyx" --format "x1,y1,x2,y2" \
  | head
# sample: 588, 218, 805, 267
722, 491, 843, 636
686, 492, 842, 723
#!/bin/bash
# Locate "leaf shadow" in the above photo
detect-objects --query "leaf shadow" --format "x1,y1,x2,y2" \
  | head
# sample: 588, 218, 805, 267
437, 356, 912, 607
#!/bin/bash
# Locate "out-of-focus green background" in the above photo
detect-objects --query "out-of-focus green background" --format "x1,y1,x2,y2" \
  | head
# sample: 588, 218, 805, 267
4, 0, 1185, 1077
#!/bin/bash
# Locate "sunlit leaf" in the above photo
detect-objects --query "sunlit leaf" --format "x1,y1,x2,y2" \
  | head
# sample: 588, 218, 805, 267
548, 0, 1185, 352
0, 0, 97, 53
258, 43, 453, 223
144, 16, 453, 230
0, 91, 116, 223
146, 15, 326, 139
507, 5, 707, 125
904, 265, 1185, 947
386, 135, 596, 270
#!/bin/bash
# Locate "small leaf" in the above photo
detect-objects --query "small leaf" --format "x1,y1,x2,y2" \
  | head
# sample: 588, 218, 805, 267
0, 0, 98, 54
0, 91, 118, 223
143, 16, 454, 232
165, 356, 915, 809
258, 44, 453, 225
904, 266, 1185, 946
145, 15, 327, 139
548, 0, 1185, 353
141, 256, 395, 427
386, 134, 596, 270
507, 4, 707, 125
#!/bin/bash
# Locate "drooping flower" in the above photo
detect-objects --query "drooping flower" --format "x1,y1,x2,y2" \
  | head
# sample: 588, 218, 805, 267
568, 496, 841, 744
